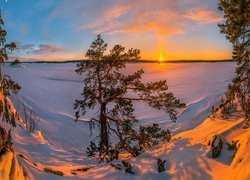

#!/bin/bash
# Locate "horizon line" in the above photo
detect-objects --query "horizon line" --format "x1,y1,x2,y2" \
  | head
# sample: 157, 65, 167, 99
7, 59, 235, 64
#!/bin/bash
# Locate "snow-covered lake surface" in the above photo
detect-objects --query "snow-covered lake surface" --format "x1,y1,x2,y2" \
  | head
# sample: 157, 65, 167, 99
3, 62, 237, 179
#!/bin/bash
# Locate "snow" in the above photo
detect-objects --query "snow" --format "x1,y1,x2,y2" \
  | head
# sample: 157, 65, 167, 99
0, 152, 14, 179
1, 62, 249, 179
0, 149, 25, 180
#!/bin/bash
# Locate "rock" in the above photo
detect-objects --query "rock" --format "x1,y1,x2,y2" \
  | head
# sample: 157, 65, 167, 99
44, 167, 64, 176
211, 135, 223, 158
72, 167, 90, 172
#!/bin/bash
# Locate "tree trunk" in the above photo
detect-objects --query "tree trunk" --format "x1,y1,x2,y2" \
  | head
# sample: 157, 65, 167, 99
99, 103, 109, 153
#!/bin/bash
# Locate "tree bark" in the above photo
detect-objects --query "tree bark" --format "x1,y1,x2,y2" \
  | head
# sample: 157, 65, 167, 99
99, 103, 109, 153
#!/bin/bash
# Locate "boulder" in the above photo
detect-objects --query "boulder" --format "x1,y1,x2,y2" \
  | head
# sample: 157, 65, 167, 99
211, 135, 223, 158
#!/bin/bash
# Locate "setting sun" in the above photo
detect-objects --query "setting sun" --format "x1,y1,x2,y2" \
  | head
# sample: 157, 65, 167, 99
0, 1, 248, 180
159, 57, 164, 62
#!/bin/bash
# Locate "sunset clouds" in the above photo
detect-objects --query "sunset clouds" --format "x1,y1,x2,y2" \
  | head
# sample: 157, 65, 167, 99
79, 0, 222, 35
186, 7, 223, 24
13, 42, 71, 61
1, 0, 231, 61
30, 44, 67, 55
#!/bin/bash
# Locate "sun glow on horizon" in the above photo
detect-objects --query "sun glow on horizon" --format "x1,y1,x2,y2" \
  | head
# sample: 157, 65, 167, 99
159, 49, 165, 62
158, 37, 166, 62
159, 57, 164, 62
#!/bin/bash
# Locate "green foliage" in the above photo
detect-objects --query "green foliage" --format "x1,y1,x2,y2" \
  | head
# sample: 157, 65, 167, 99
0, 14, 16, 64
117, 123, 171, 157
0, 13, 20, 126
10, 59, 22, 67
86, 124, 171, 162
220, 97, 237, 119
75, 35, 185, 160
86, 141, 99, 157
1, 75, 20, 96
218, 0, 250, 118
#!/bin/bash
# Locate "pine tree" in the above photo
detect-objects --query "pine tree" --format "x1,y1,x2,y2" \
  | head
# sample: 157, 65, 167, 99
75, 35, 185, 160
0, 12, 21, 126
10, 59, 22, 67
218, 0, 250, 118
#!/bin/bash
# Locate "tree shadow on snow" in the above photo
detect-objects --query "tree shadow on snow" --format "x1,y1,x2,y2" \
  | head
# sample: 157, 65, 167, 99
166, 138, 212, 180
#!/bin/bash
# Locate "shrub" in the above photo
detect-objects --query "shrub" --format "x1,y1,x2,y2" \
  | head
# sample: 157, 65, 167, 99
22, 103, 40, 133
157, 158, 167, 172
10, 59, 22, 67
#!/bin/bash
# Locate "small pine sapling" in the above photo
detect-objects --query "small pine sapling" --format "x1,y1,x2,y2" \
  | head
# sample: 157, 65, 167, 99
157, 158, 167, 172
121, 160, 134, 174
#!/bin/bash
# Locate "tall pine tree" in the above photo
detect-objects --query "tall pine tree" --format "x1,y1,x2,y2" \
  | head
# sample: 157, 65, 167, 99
218, 0, 250, 118
75, 35, 185, 160
0, 12, 21, 126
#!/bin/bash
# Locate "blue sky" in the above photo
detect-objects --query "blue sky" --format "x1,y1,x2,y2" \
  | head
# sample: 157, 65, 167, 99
0, 0, 232, 61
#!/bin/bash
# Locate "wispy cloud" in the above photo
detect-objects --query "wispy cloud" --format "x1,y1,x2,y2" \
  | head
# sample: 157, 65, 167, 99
16, 42, 35, 52
76, 0, 222, 36
29, 44, 67, 55
186, 7, 223, 24
15, 42, 67, 55
6, 0, 229, 61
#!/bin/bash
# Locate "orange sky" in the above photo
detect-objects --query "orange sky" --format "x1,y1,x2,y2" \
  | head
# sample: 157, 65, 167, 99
2, 0, 232, 61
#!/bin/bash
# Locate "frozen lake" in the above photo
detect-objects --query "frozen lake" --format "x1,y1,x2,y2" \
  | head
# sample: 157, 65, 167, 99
4, 62, 235, 157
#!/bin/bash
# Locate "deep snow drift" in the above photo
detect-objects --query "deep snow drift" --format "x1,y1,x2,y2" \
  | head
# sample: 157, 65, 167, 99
0, 93, 25, 180
1, 62, 248, 179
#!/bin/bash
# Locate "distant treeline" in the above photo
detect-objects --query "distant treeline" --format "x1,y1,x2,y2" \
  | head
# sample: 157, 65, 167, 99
6, 59, 235, 64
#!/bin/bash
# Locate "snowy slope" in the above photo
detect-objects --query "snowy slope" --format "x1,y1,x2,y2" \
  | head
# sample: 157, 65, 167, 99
0, 93, 26, 180
3, 62, 246, 179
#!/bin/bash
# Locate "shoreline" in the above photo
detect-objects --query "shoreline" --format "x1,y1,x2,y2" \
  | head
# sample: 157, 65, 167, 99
6, 59, 235, 64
